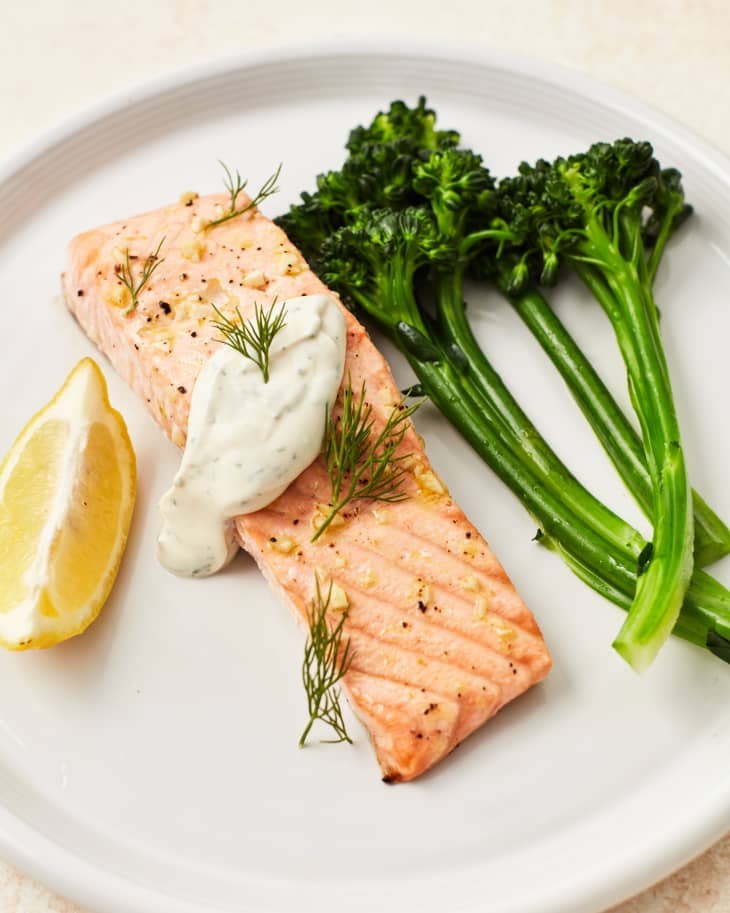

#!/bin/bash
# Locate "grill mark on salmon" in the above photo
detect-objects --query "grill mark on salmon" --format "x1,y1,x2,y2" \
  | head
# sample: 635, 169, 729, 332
249, 507, 546, 659
62, 190, 552, 782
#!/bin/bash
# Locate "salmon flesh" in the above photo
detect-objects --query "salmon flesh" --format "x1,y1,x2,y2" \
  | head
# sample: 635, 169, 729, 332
62, 190, 552, 782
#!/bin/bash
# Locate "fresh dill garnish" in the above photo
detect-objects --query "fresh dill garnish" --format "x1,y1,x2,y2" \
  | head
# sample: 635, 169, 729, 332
300, 577, 354, 747
311, 379, 420, 542
116, 237, 166, 315
205, 161, 282, 230
210, 300, 287, 383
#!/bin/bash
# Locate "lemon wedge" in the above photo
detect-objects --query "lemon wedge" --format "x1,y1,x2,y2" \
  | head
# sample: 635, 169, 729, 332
0, 358, 136, 649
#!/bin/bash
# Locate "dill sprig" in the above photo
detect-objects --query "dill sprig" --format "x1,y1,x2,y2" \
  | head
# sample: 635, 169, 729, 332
210, 300, 287, 383
116, 237, 166, 315
205, 161, 282, 230
300, 578, 354, 747
311, 379, 420, 542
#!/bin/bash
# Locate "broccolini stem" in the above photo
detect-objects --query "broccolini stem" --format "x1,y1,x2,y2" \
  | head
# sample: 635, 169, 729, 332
573, 224, 694, 672
459, 228, 519, 256
433, 266, 646, 558
683, 570, 730, 640
505, 279, 730, 567
556, 545, 708, 649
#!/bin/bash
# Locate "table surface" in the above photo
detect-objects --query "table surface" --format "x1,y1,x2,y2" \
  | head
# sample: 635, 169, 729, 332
2, 1, 729, 911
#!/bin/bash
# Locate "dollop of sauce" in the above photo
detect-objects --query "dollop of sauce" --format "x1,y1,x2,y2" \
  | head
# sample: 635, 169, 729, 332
157, 294, 346, 577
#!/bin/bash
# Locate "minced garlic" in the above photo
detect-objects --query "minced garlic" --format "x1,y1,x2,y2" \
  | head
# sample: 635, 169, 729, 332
311, 503, 345, 535
269, 535, 297, 554
274, 250, 305, 277
241, 269, 267, 289
329, 582, 350, 613
105, 284, 131, 310
181, 238, 206, 261
179, 191, 199, 206
491, 619, 517, 645
314, 570, 349, 613
413, 462, 448, 497
462, 575, 482, 593
462, 538, 479, 558
473, 595, 490, 622
359, 568, 377, 588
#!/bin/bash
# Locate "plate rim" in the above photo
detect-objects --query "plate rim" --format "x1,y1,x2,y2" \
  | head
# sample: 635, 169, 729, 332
1, 36, 729, 913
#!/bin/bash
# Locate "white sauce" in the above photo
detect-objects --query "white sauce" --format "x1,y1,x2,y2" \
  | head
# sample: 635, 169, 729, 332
157, 294, 346, 577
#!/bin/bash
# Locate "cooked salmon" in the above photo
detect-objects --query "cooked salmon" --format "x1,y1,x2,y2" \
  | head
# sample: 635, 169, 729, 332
62, 189, 552, 782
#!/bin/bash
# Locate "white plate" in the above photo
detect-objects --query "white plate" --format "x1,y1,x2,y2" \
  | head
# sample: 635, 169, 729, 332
1, 40, 729, 913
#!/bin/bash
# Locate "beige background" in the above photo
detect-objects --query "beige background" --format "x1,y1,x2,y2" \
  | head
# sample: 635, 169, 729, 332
1, 1, 729, 911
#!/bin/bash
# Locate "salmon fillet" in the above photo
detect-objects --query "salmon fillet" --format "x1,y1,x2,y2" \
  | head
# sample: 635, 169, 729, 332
62, 190, 552, 782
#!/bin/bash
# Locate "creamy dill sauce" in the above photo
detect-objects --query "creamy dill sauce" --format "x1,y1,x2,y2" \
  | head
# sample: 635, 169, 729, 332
157, 294, 346, 577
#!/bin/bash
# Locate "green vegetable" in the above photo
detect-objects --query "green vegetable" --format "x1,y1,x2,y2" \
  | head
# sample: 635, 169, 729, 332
276, 97, 730, 669
497, 143, 694, 670
499, 276, 730, 567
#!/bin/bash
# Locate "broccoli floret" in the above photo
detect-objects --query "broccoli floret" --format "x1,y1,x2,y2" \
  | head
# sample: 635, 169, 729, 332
315, 207, 439, 329
346, 96, 459, 156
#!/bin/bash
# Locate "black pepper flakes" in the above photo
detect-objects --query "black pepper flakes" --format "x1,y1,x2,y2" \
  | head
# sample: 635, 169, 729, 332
76, 289, 84, 297
159, 301, 171, 315
417, 600, 427, 613
177, 386, 187, 394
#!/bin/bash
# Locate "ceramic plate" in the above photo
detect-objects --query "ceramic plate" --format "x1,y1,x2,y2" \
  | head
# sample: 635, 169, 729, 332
1, 41, 729, 913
